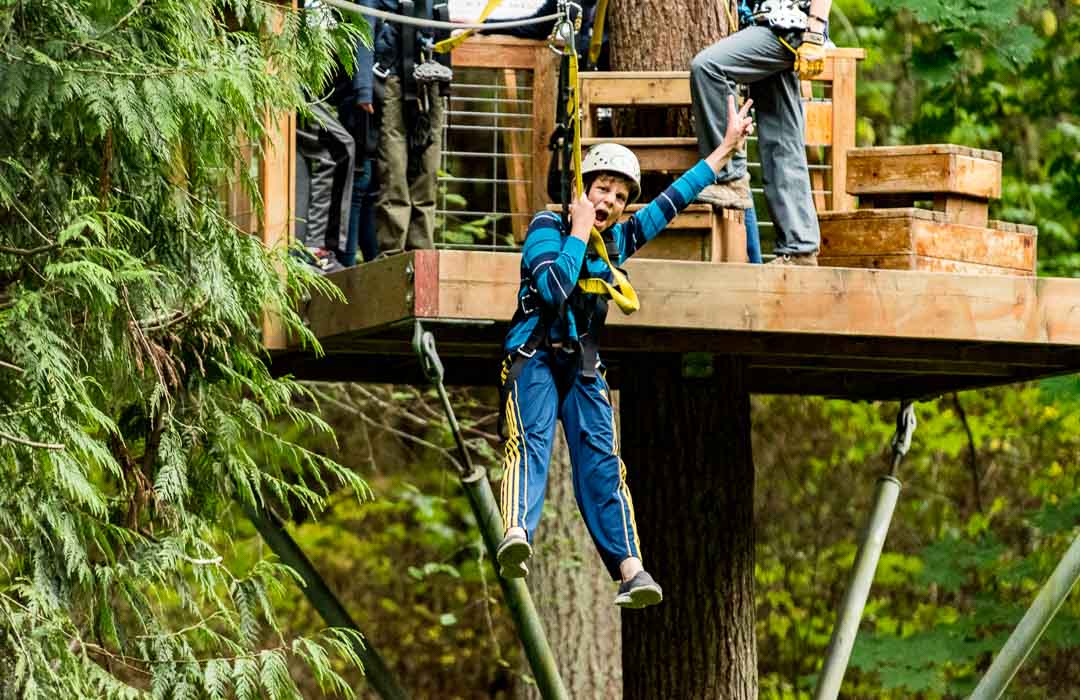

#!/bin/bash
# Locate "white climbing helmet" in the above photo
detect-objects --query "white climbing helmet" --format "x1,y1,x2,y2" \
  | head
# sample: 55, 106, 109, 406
581, 143, 642, 203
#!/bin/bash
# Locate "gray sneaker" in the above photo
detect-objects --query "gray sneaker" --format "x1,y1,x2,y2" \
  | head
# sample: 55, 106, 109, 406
496, 533, 531, 579
767, 252, 819, 266
614, 570, 663, 609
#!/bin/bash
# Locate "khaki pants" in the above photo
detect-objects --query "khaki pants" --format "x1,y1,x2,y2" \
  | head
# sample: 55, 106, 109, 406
376, 75, 443, 253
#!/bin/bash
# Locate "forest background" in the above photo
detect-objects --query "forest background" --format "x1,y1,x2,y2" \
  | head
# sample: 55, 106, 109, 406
1, 0, 1078, 698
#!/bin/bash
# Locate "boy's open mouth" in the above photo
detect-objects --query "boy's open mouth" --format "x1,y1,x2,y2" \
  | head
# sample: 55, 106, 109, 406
594, 209, 610, 224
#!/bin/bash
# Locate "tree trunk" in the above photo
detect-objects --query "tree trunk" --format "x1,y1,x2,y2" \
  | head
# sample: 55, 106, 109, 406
608, 0, 735, 70
515, 424, 623, 699
606, 0, 736, 138
619, 355, 757, 699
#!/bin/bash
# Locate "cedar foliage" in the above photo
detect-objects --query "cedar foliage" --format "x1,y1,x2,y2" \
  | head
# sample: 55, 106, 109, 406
0, 1, 371, 696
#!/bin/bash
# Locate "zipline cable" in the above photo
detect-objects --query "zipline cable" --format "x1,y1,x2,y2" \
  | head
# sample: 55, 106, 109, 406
321, 0, 561, 32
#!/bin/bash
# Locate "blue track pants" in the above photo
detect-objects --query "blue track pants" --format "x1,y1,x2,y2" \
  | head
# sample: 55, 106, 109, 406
499, 349, 642, 580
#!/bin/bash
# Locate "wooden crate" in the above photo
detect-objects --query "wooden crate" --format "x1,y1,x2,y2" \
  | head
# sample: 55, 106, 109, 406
818, 208, 1036, 276
847, 144, 1002, 226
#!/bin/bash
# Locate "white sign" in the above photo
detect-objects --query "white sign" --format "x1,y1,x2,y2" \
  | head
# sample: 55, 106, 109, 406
448, 0, 547, 21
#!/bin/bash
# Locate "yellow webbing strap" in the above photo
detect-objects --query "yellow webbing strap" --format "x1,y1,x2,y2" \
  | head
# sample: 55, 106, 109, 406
566, 46, 639, 314
433, 0, 505, 53
586, 0, 608, 66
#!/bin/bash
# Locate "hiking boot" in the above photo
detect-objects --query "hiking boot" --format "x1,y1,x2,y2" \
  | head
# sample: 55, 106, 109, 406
614, 570, 663, 609
695, 174, 752, 210
302, 247, 346, 274
767, 252, 819, 267
496, 533, 531, 579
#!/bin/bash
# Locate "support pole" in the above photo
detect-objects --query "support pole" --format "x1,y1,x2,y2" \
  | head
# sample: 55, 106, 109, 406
969, 532, 1080, 700
413, 323, 569, 700
245, 505, 408, 700
813, 476, 902, 700
814, 401, 916, 700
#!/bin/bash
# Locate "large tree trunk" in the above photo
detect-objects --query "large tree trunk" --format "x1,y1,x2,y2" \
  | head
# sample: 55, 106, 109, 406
515, 425, 622, 699
608, 0, 735, 70
619, 355, 757, 699
607, 0, 736, 138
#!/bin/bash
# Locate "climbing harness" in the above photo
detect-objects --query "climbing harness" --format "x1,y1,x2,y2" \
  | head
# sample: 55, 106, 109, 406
412, 321, 570, 700
751, 0, 812, 32
814, 400, 915, 700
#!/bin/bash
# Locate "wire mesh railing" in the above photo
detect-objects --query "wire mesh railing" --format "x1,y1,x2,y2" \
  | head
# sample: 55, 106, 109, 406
436, 67, 537, 252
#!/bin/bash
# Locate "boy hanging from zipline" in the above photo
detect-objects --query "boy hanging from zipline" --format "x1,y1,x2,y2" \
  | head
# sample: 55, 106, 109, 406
496, 95, 754, 608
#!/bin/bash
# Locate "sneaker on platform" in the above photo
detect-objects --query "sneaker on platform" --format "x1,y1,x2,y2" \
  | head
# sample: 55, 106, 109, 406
767, 252, 819, 266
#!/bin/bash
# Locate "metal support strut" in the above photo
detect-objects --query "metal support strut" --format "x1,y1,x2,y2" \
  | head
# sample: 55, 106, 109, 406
969, 532, 1080, 699
413, 322, 570, 700
246, 505, 408, 700
814, 401, 916, 700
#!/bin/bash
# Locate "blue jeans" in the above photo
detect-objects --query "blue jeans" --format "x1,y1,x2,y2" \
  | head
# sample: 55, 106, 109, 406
745, 205, 762, 263
344, 158, 379, 266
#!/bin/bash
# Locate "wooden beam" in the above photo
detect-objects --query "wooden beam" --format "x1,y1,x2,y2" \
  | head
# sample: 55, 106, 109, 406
828, 55, 857, 211
501, 69, 531, 242
450, 35, 546, 69
259, 1, 297, 351
428, 251, 1080, 344
530, 42, 558, 219
305, 250, 440, 339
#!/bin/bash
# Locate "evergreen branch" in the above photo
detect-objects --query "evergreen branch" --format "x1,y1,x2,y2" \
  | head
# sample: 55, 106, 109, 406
317, 390, 467, 473
0, 430, 65, 451
98, 0, 148, 38
138, 297, 209, 332
0, 243, 58, 257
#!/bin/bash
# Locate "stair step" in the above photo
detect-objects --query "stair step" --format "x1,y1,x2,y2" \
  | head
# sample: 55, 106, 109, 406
847, 145, 1002, 200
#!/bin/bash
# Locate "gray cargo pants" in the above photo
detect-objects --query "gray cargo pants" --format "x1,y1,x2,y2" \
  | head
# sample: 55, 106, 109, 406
295, 101, 355, 256
376, 75, 443, 253
690, 25, 819, 255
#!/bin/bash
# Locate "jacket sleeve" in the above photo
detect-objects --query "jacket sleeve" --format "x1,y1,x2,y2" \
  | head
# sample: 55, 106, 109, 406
351, 0, 375, 103
522, 211, 587, 308
612, 159, 717, 264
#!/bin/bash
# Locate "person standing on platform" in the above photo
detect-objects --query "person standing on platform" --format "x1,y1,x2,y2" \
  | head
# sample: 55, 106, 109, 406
295, 1, 356, 274
495, 96, 754, 609
691, 0, 831, 266
333, 0, 380, 265
371, 0, 449, 254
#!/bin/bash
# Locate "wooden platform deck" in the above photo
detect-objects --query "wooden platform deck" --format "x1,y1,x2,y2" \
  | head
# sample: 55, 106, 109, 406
270, 251, 1080, 400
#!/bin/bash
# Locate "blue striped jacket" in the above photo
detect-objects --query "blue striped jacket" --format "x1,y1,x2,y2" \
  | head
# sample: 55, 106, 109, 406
504, 159, 717, 353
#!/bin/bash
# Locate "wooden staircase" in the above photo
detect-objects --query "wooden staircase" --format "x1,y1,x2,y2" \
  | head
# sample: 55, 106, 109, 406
570, 49, 865, 261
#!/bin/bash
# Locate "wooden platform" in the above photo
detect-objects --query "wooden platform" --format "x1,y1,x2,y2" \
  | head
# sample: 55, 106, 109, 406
270, 251, 1080, 401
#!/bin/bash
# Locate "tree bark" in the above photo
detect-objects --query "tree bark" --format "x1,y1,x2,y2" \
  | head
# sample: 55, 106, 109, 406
608, 0, 735, 71
619, 355, 757, 700
515, 425, 623, 699
607, 0, 736, 138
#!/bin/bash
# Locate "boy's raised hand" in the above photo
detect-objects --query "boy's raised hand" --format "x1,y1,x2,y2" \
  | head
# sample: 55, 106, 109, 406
724, 94, 754, 151
570, 193, 596, 242
705, 95, 754, 174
